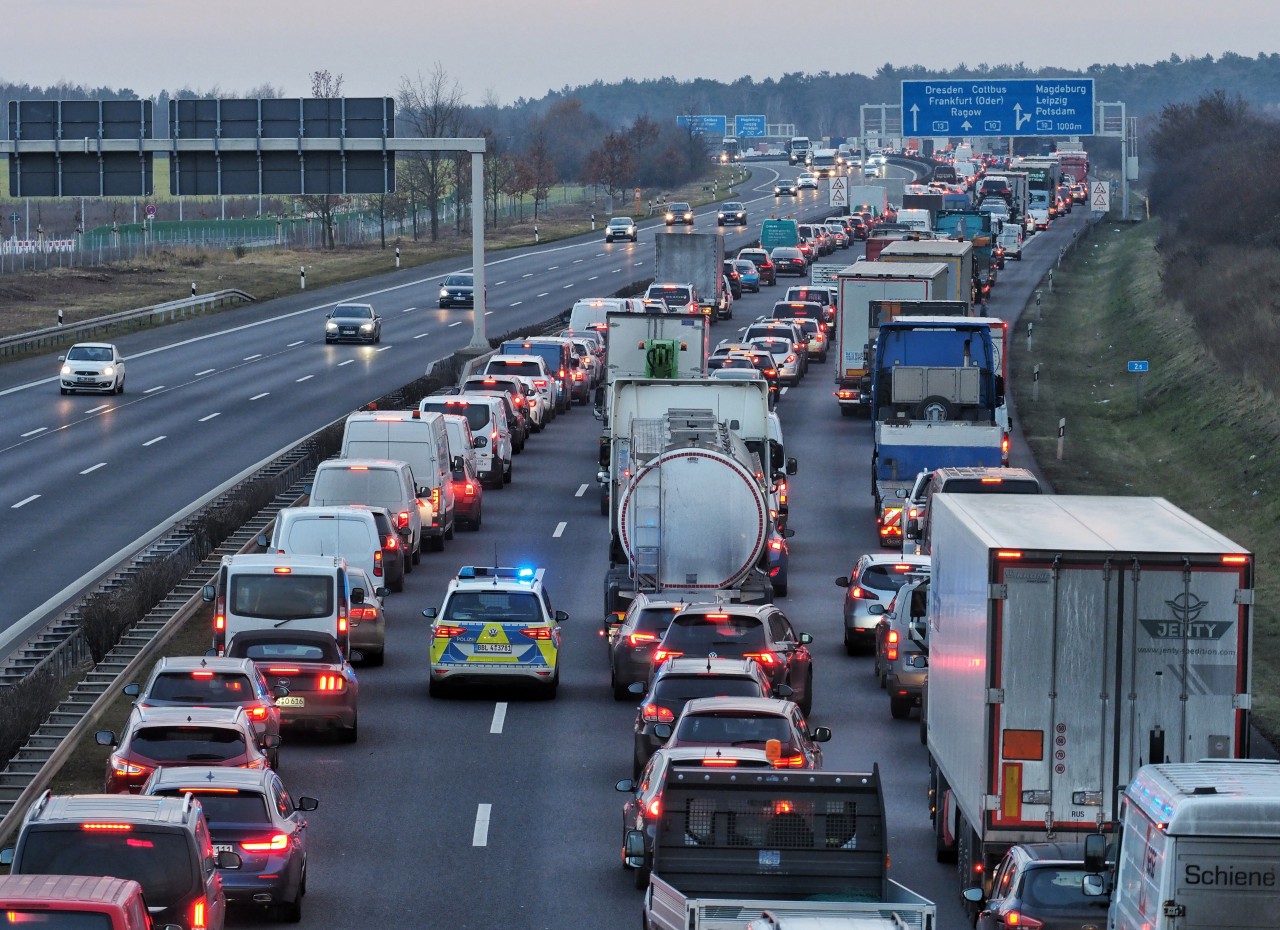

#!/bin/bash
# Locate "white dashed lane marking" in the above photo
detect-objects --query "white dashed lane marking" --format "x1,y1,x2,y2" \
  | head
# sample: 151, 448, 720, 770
575, 484, 587, 497
12, 494, 40, 509
195, 369, 215, 376
490, 703, 507, 734
297, 375, 315, 381
20, 428, 46, 437
143, 436, 166, 447
80, 462, 107, 475
553, 522, 567, 538
250, 393, 270, 401
198, 412, 221, 422
472, 804, 492, 847
338, 360, 355, 366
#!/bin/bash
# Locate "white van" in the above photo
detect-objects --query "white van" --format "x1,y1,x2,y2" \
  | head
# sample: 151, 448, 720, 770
569, 298, 640, 333
341, 411, 455, 549
308, 459, 428, 557
269, 506, 392, 597
419, 395, 511, 489
205, 552, 353, 656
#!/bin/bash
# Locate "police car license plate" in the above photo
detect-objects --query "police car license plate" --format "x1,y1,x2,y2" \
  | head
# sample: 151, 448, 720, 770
473, 643, 511, 654
276, 696, 305, 707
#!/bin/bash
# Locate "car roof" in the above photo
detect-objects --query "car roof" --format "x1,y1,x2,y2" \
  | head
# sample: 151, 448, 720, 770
680, 696, 796, 715
1010, 841, 1088, 864
69, 342, 116, 350
147, 765, 275, 793
154, 656, 257, 675
657, 657, 764, 678
656, 746, 775, 766
132, 705, 249, 726
30, 793, 197, 827
861, 552, 931, 569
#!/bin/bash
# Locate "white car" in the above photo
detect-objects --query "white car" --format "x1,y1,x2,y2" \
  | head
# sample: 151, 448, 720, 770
59, 342, 126, 395
796, 173, 819, 190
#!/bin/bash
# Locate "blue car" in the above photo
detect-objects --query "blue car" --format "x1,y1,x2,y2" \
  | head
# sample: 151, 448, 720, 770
767, 526, 795, 596
733, 259, 762, 293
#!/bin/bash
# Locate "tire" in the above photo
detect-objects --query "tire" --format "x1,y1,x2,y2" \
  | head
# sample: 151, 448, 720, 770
844, 630, 857, 657
612, 668, 631, 702
445, 520, 455, 540
115, 377, 125, 394
600, 493, 609, 517
633, 862, 651, 890
915, 395, 956, 422
429, 534, 445, 553
412, 548, 421, 565
428, 678, 446, 698
773, 579, 787, 597
390, 573, 404, 594
503, 464, 512, 484
890, 695, 911, 719
60, 387, 69, 395
879, 667, 887, 689
340, 716, 358, 743
840, 405, 855, 418
543, 673, 559, 700
275, 895, 302, 923
797, 669, 813, 716
367, 650, 385, 668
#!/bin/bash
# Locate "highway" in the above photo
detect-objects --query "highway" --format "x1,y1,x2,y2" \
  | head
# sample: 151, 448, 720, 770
0, 162, 1088, 927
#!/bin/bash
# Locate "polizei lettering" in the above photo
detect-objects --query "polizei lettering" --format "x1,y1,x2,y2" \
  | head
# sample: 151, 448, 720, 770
1184, 862, 1277, 887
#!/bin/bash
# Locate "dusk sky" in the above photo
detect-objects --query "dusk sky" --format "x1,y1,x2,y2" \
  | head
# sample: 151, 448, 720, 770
8, 1, 1274, 105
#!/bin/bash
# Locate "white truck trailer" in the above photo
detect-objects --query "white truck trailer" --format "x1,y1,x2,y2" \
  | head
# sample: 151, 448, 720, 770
924, 494, 1255, 915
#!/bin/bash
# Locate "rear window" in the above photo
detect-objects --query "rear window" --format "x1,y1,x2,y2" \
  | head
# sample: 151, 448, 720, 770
675, 712, 791, 744
489, 360, 543, 377
859, 563, 928, 594
662, 616, 767, 657
423, 401, 488, 432
233, 639, 341, 663
155, 790, 270, 825
229, 573, 334, 621
130, 726, 247, 763
632, 606, 683, 635
786, 288, 831, 306
281, 517, 375, 561
1020, 867, 1093, 907
311, 468, 403, 508
148, 672, 254, 704
17, 829, 197, 908
653, 676, 765, 704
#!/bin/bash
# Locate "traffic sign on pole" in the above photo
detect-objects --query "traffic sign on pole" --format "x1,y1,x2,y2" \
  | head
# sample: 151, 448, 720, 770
733, 115, 767, 138
829, 175, 848, 208
901, 79, 1094, 137
1090, 180, 1111, 212
1126, 360, 1149, 373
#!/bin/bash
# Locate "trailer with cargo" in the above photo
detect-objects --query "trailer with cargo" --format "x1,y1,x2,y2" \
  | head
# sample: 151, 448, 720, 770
655, 232, 727, 319
634, 768, 937, 930
847, 185, 889, 217
924, 494, 1254, 917
880, 240, 974, 308
868, 177, 906, 208
833, 262, 948, 416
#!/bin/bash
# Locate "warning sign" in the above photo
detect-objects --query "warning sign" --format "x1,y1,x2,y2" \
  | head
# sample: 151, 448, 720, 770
829, 175, 848, 208
1090, 180, 1110, 213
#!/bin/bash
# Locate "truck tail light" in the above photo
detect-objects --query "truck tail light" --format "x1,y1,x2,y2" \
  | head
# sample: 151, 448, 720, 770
241, 833, 290, 853
641, 703, 675, 723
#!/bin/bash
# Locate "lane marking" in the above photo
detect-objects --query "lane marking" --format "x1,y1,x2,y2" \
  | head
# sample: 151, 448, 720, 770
376, 345, 392, 352
490, 703, 507, 734
493, 281, 506, 286
297, 374, 315, 381
143, 436, 166, 446
536, 292, 549, 298
250, 392, 270, 401
20, 427, 46, 437
448, 321, 463, 327
243, 353, 262, 361
587, 276, 599, 281
12, 494, 39, 509
338, 359, 355, 366
485, 311, 494, 316
575, 484, 588, 497
552, 521, 567, 538
472, 803, 492, 846
521, 273, 533, 278
572, 258, 583, 264
402, 307, 415, 313
198, 412, 221, 422
143, 385, 165, 394
80, 462, 107, 475
287, 340, 304, 347
85, 404, 109, 414
413, 332, 431, 339
510, 301, 522, 307
548, 265, 559, 270
195, 369, 215, 376
611, 268, 621, 274
562, 283, 574, 289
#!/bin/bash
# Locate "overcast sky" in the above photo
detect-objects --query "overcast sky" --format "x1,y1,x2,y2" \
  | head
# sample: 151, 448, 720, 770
7, 0, 1273, 105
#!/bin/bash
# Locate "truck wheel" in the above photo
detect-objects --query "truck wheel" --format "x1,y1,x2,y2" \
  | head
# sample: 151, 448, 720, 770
916, 396, 955, 421
890, 695, 910, 719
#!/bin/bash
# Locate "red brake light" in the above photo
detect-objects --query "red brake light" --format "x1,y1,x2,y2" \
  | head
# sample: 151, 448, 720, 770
241, 833, 290, 852
267, 667, 300, 675
641, 703, 676, 723
396, 511, 410, 529
772, 753, 807, 769
652, 649, 683, 664
887, 646, 899, 661
434, 625, 466, 639
888, 631, 899, 644
192, 900, 207, 930
646, 797, 661, 818
82, 822, 133, 831
316, 674, 345, 692
850, 586, 872, 599
769, 539, 784, 551
701, 757, 740, 767
520, 627, 553, 640
627, 632, 658, 647
190, 670, 214, 679
350, 606, 378, 620
373, 550, 384, 577
996, 550, 1023, 560
1005, 912, 1044, 929
744, 651, 778, 666
109, 756, 152, 779
534, 379, 547, 387
246, 706, 268, 721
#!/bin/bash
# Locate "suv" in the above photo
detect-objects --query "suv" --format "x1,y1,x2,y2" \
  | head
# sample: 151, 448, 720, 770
874, 577, 930, 719
663, 202, 694, 226
652, 604, 814, 714
835, 553, 931, 655
1, 791, 241, 930
605, 216, 638, 242
422, 565, 568, 698
95, 705, 275, 794
969, 842, 1100, 930
483, 353, 560, 419
716, 202, 747, 226
644, 282, 698, 316
122, 656, 284, 766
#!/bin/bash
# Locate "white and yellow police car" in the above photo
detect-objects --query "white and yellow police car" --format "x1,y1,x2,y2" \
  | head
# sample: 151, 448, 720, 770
423, 566, 567, 697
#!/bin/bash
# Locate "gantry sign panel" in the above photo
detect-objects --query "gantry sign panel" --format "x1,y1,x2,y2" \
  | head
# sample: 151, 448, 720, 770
6, 100, 154, 197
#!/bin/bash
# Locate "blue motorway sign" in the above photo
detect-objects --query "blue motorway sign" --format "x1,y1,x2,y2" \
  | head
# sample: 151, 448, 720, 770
676, 114, 727, 136
734, 114, 767, 138
1127, 360, 1149, 373
901, 79, 1094, 137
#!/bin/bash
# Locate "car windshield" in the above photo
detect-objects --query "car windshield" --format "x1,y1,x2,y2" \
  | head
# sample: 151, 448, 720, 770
331, 305, 371, 319
675, 712, 792, 745
724, 204, 743, 211
443, 591, 543, 623
148, 672, 254, 704
66, 346, 113, 362
422, 401, 488, 431
609, 219, 632, 227
860, 563, 928, 594
444, 275, 473, 287
130, 726, 246, 763
1021, 867, 1096, 907
662, 616, 767, 656
653, 676, 765, 704
670, 203, 690, 211
734, 262, 755, 273
17, 829, 196, 907
491, 359, 544, 377
632, 606, 683, 635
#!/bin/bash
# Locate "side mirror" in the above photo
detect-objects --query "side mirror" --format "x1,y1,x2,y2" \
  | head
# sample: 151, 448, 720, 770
773, 684, 794, 698
257, 533, 269, 548
781, 528, 795, 539
349, 650, 365, 664
627, 682, 646, 696
1082, 873, 1107, 897
834, 576, 850, 588
122, 682, 141, 697
905, 518, 920, 536
201, 584, 216, 603
798, 633, 813, 646
615, 778, 636, 793
0, 848, 11, 867
1083, 832, 1108, 873
652, 723, 673, 740
452, 456, 464, 472
418, 485, 432, 497
895, 487, 909, 500
296, 797, 320, 812
216, 850, 243, 870
94, 730, 117, 747
812, 726, 832, 742
961, 887, 985, 905
375, 587, 390, 598
624, 830, 647, 860
273, 685, 290, 699
350, 588, 366, 605
555, 610, 569, 622
868, 604, 886, 616
422, 607, 438, 619
263, 735, 282, 750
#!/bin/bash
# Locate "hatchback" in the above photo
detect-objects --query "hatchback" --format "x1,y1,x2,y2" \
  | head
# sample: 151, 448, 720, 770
323, 303, 381, 344
773, 179, 798, 197
652, 696, 830, 770
605, 216, 638, 242
438, 272, 475, 308
59, 342, 126, 395
345, 566, 388, 666
770, 247, 807, 277
716, 202, 747, 226
607, 595, 687, 700
835, 553, 931, 654
732, 259, 761, 293
966, 841, 1108, 930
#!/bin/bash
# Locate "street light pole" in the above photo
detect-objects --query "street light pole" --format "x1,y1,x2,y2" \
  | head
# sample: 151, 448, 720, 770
467, 147, 489, 351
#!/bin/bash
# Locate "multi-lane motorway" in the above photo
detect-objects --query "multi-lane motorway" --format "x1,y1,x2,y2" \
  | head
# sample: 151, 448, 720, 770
1, 163, 1086, 926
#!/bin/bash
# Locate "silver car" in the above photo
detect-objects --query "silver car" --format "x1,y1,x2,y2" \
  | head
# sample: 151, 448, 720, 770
748, 336, 801, 386
835, 553, 930, 655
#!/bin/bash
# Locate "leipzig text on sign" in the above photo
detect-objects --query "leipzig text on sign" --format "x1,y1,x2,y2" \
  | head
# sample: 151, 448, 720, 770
901, 79, 1094, 137
676, 115, 728, 137
734, 115, 767, 138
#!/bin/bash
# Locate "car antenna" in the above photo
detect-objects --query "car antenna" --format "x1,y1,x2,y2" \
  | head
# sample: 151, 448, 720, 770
706, 656, 712, 673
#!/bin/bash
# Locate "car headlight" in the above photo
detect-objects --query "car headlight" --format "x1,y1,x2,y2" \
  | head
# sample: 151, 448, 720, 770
326, 321, 338, 331
360, 323, 374, 331
102, 365, 115, 376
440, 288, 450, 298
61, 364, 72, 375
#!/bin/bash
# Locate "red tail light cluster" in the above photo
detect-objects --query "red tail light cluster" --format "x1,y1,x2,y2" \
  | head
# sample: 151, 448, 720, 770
241, 833, 290, 852
652, 649, 683, 664
395, 511, 410, 530
641, 703, 675, 723
350, 606, 378, 621
627, 632, 658, 647
433, 625, 467, 639
316, 675, 346, 692
772, 753, 807, 769
373, 551, 384, 577
744, 651, 778, 667
520, 627, 553, 640
384, 534, 399, 550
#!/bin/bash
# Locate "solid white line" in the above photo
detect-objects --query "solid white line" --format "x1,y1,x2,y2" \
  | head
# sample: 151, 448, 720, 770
85, 404, 109, 413
243, 354, 262, 361
80, 462, 107, 475
376, 345, 391, 352
553, 521, 567, 538
142, 436, 166, 446
575, 484, 588, 497
338, 359, 355, 366
536, 292, 549, 298
20, 427, 46, 437
195, 369, 215, 376
448, 321, 463, 327
12, 495, 39, 509
490, 703, 507, 734
472, 804, 492, 846
413, 332, 431, 339
198, 412, 221, 422
296, 374, 314, 382
143, 385, 165, 394
287, 340, 304, 347
250, 392, 270, 401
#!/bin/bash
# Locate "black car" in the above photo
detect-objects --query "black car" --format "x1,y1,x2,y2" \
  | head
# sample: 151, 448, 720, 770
721, 260, 743, 300
438, 272, 475, 308
774, 179, 798, 196
664, 202, 694, 226
966, 841, 1109, 929
716, 201, 747, 226
737, 248, 776, 286
770, 247, 807, 277
324, 303, 381, 344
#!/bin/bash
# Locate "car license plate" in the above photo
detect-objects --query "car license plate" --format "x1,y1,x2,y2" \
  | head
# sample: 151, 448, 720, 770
473, 643, 511, 654
77, 376, 95, 382
214, 844, 234, 853
276, 696, 305, 707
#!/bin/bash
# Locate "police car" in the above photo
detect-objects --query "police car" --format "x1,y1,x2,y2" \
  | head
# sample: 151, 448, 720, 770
423, 566, 567, 698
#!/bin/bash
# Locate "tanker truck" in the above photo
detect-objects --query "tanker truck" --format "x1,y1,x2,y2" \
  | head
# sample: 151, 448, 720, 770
601, 377, 794, 613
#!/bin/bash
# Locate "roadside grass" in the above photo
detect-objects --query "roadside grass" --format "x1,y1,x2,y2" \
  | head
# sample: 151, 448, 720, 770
1012, 220, 1280, 745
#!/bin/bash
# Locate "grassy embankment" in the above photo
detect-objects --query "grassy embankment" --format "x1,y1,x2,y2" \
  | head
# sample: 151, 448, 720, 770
1011, 219, 1280, 746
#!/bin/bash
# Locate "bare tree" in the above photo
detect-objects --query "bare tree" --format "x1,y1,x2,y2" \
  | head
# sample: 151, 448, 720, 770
522, 128, 557, 219
581, 132, 635, 205
397, 64, 466, 241
299, 70, 347, 249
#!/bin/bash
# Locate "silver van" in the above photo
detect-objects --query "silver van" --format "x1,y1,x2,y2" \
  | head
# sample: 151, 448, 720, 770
308, 459, 427, 558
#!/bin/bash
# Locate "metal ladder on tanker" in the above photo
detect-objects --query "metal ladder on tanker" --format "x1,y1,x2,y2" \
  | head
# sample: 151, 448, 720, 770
632, 465, 662, 594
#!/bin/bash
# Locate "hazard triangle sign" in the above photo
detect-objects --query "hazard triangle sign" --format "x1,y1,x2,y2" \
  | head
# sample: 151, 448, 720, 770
829, 174, 848, 208
1090, 180, 1110, 213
